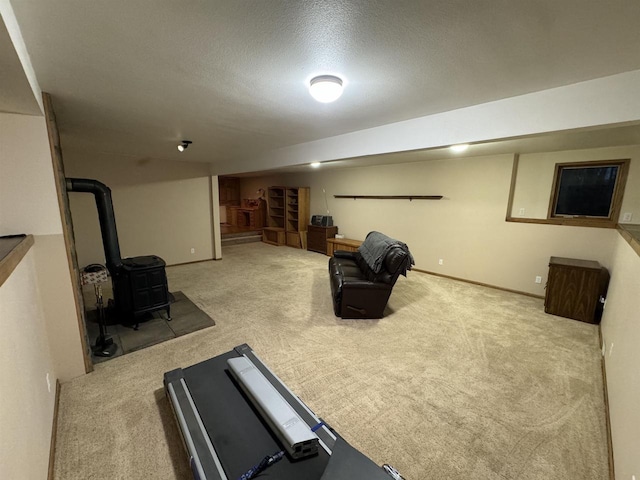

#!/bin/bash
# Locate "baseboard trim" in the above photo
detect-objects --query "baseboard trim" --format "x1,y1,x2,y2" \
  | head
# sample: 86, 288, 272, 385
598, 327, 616, 480
412, 268, 545, 299
47, 379, 61, 480
167, 258, 214, 267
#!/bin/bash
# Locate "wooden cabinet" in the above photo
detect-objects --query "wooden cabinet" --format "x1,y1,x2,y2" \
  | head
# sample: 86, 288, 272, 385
218, 177, 240, 206
307, 225, 338, 254
263, 186, 309, 248
262, 228, 285, 246
544, 256, 609, 324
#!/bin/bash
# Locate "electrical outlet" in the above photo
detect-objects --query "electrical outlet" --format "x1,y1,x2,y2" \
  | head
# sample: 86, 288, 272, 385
46, 373, 51, 393
190, 248, 195, 254
518, 208, 525, 216
632, 475, 636, 480
609, 343, 614, 357
535, 276, 542, 284
438, 259, 443, 265
622, 212, 632, 222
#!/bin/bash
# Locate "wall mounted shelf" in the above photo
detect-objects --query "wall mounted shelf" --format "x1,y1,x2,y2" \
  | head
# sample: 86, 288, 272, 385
333, 195, 443, 201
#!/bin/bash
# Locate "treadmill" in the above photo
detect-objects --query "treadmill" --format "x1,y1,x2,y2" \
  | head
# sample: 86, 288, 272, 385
164, 344, 398, 480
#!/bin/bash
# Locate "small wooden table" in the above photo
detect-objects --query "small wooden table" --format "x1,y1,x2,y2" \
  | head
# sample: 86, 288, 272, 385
229, 206, 265, 228
326, 238, 362, 256
544, 256, 609, 324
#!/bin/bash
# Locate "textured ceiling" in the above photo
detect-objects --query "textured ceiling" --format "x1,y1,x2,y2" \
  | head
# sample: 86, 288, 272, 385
8, 0, 640, 173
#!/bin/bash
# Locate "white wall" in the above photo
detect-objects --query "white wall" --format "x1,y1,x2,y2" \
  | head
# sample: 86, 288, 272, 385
0, 113, 62, 236
0, 112, 85, 381
512, 145, 640, 221
247, 151, 618, 296
64, 155, 215, 268
0, 0, 44, 113
34, 234, 86, 380
0, 250, 57, 480
0, 112, 85, 478
601, 236, 640, 479
68, 177, 214, 268
0, 251, 56, 479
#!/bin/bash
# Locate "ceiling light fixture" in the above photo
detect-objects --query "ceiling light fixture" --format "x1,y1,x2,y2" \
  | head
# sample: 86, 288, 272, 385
177, 140, 192, 152
310, 162, 321, 168
309, 75, 344, 103
450, 144, 469, 153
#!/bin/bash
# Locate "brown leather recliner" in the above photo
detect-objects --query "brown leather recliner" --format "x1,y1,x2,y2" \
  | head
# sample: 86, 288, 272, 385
328, 231, 414, 319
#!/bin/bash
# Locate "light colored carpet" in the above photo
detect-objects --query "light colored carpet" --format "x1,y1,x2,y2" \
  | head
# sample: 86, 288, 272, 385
53, 242, 609, 479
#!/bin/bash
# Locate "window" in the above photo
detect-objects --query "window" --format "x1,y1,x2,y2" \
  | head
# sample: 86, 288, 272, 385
548, 159, 629, 224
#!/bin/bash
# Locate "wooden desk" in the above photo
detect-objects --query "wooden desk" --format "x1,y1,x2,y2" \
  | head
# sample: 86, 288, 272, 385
229, 207, 265, 228
326, 238, 362, 256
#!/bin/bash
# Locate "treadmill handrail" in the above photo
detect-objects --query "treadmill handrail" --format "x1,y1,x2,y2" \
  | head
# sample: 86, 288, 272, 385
166, 377, 228, 480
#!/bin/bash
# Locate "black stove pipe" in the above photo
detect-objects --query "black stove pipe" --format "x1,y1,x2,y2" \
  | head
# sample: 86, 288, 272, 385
66, 178, 123, 273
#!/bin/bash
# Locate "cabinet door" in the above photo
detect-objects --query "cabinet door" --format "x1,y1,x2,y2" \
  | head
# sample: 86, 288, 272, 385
286, 231, 301, 248
306, 227, 324, 252
545, 266, 599, 323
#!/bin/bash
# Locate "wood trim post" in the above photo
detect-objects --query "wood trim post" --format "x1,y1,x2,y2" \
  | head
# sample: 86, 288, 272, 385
42, 92, 93, 373
210, 176, 223, 260
505, 153, 519, 221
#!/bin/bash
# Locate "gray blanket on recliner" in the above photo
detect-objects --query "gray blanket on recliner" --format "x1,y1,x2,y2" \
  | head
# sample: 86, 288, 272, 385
358, 231, 415, 275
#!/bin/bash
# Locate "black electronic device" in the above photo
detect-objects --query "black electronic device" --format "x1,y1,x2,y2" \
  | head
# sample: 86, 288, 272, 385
311, 215, 333, 227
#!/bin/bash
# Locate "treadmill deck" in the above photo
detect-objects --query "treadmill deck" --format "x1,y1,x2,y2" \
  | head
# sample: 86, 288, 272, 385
164, 344, 392, 480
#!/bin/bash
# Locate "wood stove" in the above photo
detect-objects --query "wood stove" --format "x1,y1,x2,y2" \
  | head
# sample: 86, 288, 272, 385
67, 178, 171, 326
113, 255, 170, 319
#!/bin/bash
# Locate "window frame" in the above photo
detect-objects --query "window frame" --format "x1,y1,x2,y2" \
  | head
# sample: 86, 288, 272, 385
546, 159, 630, 227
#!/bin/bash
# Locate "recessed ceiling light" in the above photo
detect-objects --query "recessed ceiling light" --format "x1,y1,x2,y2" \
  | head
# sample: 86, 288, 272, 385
310, 162, 321, 168
178, 140, 192, 152
450, 144, 469, 153
309, 75, 344, 103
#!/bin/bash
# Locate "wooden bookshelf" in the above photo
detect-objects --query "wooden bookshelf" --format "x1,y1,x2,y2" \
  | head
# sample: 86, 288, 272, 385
266, 186, 286, 230
285, 187, 309, 248
264, 186, 309, 248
